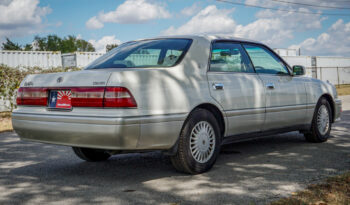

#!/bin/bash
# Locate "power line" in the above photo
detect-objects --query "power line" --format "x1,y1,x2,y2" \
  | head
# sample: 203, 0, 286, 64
323, 0, 350, 2
269, 0, 350, 10
310, 0, 350, 2
216, 0, 350, 16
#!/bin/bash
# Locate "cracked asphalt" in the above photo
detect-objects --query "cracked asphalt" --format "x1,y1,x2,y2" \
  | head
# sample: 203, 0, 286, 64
0, 95, 349, 205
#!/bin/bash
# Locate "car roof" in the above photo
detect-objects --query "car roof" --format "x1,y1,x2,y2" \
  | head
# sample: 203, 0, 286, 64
136, 34, 261, 44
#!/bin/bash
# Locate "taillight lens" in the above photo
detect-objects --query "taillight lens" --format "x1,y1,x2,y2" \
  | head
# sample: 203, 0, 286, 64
16, 87, 137, 108
71, 87, 105, 107
103, 87, 137, 108
16, 87, 48, 106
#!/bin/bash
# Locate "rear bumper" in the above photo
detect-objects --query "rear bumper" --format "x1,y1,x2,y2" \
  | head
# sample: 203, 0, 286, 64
12, 112, 186, 150
334, 99, 342, 121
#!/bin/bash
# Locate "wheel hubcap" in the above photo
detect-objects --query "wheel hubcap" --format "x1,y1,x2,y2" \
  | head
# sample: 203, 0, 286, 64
190, 121, 216, 163
317, 105, 330, 135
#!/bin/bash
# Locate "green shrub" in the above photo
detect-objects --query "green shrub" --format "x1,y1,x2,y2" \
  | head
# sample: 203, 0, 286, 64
0, 65, 81, 111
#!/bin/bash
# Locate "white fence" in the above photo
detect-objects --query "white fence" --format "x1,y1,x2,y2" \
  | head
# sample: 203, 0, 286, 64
0, 50, 62, 68
1, 51, 350, 112
61, 52, 104, 68
0, 50, 103, 69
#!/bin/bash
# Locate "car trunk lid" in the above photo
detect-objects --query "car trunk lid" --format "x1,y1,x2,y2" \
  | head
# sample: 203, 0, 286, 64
21, 69, 112, 88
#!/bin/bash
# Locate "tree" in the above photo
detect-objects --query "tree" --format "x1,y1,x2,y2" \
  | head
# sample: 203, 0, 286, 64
33, 35, 95, 53
1, 38, 22, 50
33, 36, 47, 51
47, 35, 62, 51
106, 44, 118, 52
23, 44, 33, 51
60, 35, 76, 53
76, 39, 95, 52
3, 35, 96, 53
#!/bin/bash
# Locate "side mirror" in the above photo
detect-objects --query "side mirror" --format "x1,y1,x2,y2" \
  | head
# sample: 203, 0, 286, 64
292, 65, 305, 76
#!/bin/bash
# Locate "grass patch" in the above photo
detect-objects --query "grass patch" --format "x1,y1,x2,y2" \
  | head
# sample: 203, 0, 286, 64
0, 112, 12, 132
271, 171, 350, 205
336, 84, 350, 96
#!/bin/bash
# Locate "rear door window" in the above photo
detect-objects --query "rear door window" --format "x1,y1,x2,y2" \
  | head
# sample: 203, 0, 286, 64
210, 42, 254, 73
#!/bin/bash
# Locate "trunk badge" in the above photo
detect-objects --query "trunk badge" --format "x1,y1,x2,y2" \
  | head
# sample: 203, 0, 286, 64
57, 77, 63, 83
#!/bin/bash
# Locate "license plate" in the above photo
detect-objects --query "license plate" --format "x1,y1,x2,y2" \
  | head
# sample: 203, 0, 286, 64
48, 90, 72, 109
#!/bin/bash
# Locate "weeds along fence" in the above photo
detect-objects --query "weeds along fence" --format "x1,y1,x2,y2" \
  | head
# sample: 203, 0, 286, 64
0, 66, 81, 112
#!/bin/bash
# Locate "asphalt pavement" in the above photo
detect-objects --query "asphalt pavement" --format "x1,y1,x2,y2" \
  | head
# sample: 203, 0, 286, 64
0, 96, 349, 205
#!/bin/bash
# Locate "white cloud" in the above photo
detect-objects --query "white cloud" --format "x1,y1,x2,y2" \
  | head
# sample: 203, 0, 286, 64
88, 35, 122, 53
162, 5, 236, 35
86, 16, 104, 29
86, 0, 170, 29
289, 19, 350, 56
162, 4, 326, 47
180, 2, 202, 16
76, 34, 82, 39
234, 8, 325, 46
234, 19, 293, 45
0, 0, 51, 41
55, 21, 63, 27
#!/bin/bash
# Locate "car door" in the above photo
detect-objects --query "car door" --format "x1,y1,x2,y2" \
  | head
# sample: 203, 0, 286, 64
207, 41, 266, 136
243, 44, 307, 130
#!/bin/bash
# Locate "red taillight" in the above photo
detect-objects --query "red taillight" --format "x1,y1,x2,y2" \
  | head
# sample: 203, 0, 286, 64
71, 87, 105, 107
16, 87, 137, 108
16, 87, 48, 106
103, 87, 137, 108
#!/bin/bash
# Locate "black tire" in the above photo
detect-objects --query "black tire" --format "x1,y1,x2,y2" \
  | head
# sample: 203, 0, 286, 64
72, 147, 111, 162
304, 97, 332, 143
170, 109, 221, 174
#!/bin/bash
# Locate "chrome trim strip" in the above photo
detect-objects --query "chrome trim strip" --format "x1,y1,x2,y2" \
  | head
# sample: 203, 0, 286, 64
225, 104, 315, 117
266, 104, 307, 113
306, 104, 316, 109
12, 112, 188, 125
225, 108, 265, 117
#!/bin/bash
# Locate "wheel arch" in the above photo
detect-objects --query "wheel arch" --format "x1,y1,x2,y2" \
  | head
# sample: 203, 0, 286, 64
164, 103, 226, 156
191, 103, 226, 138
319, 93, 335, 123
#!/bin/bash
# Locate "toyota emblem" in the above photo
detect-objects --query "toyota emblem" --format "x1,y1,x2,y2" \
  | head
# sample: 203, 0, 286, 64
57, 77, 63, 83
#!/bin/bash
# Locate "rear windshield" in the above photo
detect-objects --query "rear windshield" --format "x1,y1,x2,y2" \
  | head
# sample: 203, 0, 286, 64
85, 39, 192, 69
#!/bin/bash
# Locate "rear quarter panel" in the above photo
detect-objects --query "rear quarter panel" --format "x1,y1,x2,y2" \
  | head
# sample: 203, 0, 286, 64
106, 38, 222, 117
105, 37, 226, 148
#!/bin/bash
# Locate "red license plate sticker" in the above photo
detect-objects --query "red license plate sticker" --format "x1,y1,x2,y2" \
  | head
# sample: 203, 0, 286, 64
49, 90, 72, 109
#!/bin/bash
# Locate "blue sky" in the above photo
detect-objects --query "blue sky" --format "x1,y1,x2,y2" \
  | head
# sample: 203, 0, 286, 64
1, 0, 350, 56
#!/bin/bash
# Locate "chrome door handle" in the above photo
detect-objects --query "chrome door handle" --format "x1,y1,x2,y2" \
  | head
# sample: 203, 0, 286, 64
266, 82, 275, 89
213, 83, 224, 90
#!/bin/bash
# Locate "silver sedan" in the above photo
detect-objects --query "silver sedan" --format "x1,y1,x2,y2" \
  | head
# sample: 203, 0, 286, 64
12, 35, 342, 174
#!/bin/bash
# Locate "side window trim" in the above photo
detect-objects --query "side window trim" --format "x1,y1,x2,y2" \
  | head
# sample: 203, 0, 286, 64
239, 42, 256, 73
242, 43, 292, 76
208, 40, 256, 73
